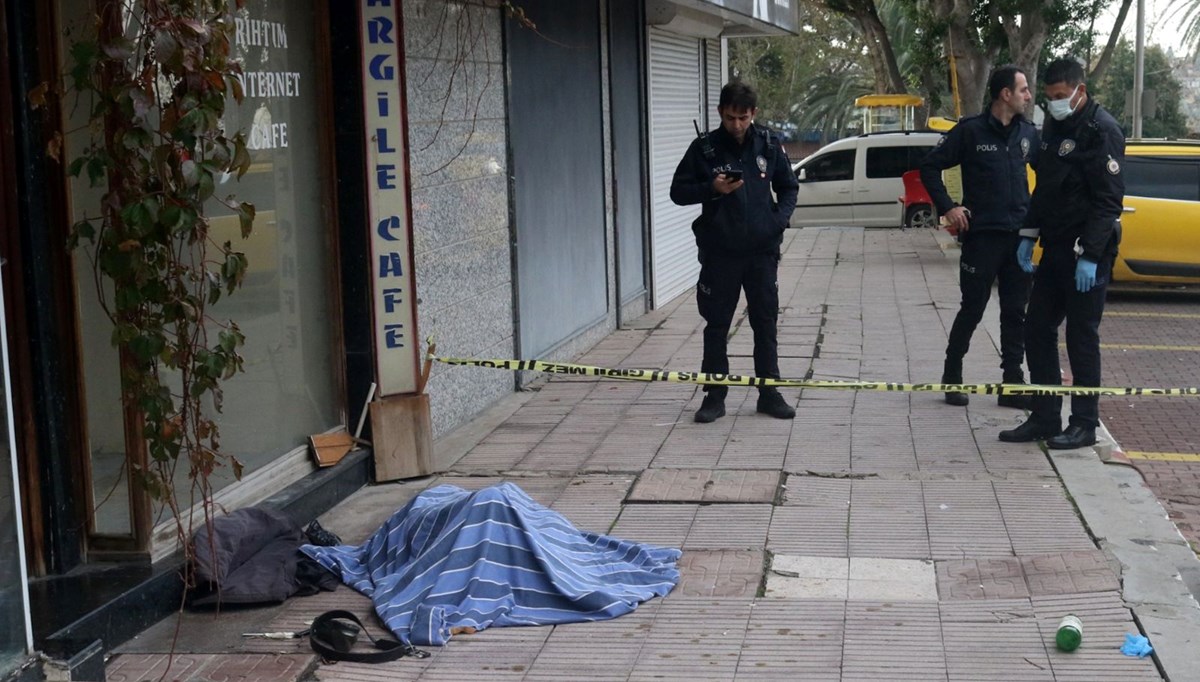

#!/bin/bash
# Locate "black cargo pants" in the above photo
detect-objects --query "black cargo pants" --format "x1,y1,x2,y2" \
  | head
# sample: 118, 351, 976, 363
697, 251, 781, 398
944, 230, 1032, 380
1024, 243, 1113, 430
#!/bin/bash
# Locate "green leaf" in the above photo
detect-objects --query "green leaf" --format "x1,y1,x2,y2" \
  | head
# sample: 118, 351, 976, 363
67, 157, 86, 178
236, 202, 254, 238
85, 156, 107, 187
197, 171, 215, 202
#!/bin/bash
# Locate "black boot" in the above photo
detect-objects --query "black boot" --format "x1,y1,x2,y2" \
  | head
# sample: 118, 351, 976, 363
997, 371, 1031, 409
1047, 425, 1096, 449
756, 388, 796, 419
943, 359, 968, 406
694, 392, 726, 423
998, 418, 1062, 443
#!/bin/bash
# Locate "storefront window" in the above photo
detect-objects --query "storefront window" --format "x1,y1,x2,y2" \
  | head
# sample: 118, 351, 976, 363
61, 0, 340, 536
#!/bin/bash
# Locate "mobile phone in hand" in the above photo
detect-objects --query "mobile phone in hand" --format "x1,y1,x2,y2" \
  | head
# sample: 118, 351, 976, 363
723, 169, 743, 182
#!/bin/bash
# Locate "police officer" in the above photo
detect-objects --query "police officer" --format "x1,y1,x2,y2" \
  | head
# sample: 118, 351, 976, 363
1000, 58, 1125, 448
670, 82, 799, 423
921, 65, 1040, 408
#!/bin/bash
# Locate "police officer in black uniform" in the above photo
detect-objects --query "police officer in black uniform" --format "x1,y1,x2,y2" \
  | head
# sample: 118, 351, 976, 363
670, 82, 799, 423
920, 65, 1040, 408
1000, 58, 1125, 449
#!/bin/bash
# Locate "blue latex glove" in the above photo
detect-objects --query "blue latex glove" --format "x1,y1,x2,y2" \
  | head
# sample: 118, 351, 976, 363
1075, 258, 1098, 292
1016, 238, 1036, 273
1121, 633, 1153, 657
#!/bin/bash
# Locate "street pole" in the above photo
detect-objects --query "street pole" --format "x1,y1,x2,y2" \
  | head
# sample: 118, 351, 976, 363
1133, 0, 1145, 138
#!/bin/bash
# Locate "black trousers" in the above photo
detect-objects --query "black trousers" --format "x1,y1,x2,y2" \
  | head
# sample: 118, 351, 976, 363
697, 251, 780, 397
944, 230, 1032, 379
1024, 244, 1113, 429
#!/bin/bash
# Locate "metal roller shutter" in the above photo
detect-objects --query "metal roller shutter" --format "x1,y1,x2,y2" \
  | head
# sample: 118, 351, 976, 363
647, 28, 703, 307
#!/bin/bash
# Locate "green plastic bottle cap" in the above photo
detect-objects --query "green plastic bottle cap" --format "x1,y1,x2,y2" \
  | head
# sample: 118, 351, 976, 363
1056, 615, 1083, 652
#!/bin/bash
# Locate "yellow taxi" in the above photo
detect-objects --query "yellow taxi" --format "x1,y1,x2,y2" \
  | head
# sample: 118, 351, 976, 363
927, 116, 1200, 283
1108, 140, 1200, 283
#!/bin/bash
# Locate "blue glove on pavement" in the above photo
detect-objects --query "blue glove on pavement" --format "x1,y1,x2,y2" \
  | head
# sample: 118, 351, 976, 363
1075, 258, 1098, 292
1016, 238, 1036, 273
1121, 633, 1153, 658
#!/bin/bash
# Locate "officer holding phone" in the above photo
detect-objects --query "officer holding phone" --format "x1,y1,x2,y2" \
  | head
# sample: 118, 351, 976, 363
670, 82, 799, 423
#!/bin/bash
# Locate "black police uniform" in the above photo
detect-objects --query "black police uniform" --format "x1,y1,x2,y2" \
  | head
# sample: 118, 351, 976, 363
1017, 98, 1124, 433
670, 123, 799, 398
920, 111, 1040, 390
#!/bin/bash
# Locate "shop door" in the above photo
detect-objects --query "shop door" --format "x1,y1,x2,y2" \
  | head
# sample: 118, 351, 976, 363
508, 0, 608, 357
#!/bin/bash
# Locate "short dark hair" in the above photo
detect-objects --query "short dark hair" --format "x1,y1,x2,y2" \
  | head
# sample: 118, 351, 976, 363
988, 65, 1026, 101
719, 82, 757, 111
1043, 58, 1086, 88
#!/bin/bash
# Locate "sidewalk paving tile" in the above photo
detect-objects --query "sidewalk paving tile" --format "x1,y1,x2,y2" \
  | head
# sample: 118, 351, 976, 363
671, 550, 764, 599
107, 653, 316, 682
842, 602, 947, 681
629, 469, 780, 503
524, 604, 658, 680
767, 504, 849, 557
628, 600, 752, 681
1020, 551, 1121, 596
684, 504, 772, 550
936, 558, 1030, 601
609, 503, 695, 548
734, 599, 844, 680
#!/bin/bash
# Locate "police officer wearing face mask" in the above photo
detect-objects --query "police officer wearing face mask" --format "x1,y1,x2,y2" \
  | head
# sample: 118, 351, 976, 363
999, 57, 1125, 449
920, 65, 1040, 409
670, 81, 799, 423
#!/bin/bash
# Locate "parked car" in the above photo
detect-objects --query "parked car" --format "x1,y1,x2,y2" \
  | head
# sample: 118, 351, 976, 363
1104, 140, 1200, 283
790, 131, 940, 227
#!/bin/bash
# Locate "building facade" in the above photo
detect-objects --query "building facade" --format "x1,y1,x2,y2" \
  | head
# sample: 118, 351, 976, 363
0, 0, 797, 674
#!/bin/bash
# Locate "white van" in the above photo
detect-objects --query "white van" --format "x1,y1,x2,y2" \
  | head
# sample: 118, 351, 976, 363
791, 131, 940, 227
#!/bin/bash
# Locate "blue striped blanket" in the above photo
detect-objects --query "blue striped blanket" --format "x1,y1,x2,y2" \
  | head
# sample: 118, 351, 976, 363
301, 483, 681, 645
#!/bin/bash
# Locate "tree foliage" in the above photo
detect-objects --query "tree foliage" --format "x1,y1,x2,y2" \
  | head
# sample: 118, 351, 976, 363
1091, 39, 1189, 138
57, 0, 253, 557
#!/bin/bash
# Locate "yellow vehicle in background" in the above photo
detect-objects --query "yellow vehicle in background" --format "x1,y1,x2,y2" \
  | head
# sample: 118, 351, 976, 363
927, 115, 1200, 284
1110, 141, 1200, 283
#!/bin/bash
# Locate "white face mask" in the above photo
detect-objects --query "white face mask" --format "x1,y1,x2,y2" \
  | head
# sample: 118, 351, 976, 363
1046, 85, 1081, 121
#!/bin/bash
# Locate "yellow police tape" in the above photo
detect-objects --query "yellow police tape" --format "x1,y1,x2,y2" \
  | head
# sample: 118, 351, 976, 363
431, 355, 1200, 398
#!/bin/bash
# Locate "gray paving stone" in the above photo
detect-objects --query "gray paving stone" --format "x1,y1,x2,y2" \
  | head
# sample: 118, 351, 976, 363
936, 558, 1031, 601
107, 653, 317, 682
671, 550, 763, 599
734, 600, 844, 680
609, 504, 695, 548
768, 505, 849, 557
685, 504, 772, 550
628, 600, 752, 681
1020, 550, 1122, 597
842, 602, 946, 681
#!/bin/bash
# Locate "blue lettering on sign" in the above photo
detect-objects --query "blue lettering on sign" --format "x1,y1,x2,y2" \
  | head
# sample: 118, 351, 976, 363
377, 91, 389, 117
382, 287, 403, 313
376, 128, 396, 153
377, 215, 401, 241
367, 0, 392, 7
383, 323, 405, 348
376, 163, 397, 189
379, 252, 404, 277
369, 54, 394, 81
367, 16, 394, 44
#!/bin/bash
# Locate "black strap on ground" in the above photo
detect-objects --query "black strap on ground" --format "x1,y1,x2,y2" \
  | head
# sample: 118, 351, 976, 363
309, 610, 429, 663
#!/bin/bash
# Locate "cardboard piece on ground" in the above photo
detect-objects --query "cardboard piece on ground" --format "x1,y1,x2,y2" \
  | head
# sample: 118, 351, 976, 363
370, 394, 433, 481
310, 431, 355, 468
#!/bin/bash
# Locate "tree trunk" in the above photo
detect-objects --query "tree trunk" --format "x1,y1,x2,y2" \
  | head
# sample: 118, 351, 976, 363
816, 0, 906, 93
852, 4, 907, 93
934, 0, 995, 115
1089, 0, 1134, 84
1000, 1, 1053, 116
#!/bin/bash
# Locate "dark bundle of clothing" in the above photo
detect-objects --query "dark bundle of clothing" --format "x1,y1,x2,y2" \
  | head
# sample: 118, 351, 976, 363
188, 506, 340, 607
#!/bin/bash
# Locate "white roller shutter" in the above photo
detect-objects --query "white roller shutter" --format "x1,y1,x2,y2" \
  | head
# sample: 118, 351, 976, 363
648, 28, 703, 308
